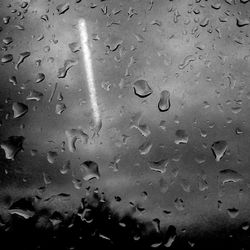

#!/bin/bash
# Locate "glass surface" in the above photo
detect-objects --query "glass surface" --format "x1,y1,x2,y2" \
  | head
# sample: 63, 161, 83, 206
0, 0, 250, 249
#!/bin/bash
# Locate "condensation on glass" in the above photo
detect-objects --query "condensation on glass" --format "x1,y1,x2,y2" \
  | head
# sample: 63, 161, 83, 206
0, 0, 250, 249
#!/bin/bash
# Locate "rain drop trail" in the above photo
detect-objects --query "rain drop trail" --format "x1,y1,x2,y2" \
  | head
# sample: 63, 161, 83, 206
78, 19, 101, 135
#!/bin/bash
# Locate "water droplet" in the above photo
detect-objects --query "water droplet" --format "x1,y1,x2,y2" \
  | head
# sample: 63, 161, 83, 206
26, 90, 43, 101
149, 159, 168, 173
43, 172, 52, 185
68, 42, 80, 53
133, 79, 153, 98
65, 129, 88, 152
179, 55, 196, 70
36, 73, 45, 83
174, 197, 185, 211
211, 3, 221, 9
3, 37, 13, 45
219, 169, 242, 185
3, 16, 10, 24
80, 160, 100, 181
47, 151, 58, 164
60, 160, 71, 174
227, 208, 239, 218
15, 51, 30, 70
57, 59, 78, 78
12, 102, 28, 118
9, 76, 17, 85
199, 17, 209, 27
158, 90, 171, 112
56, 3, 70, 15
175, 130, 189, 144
8, 209, 34, 219
236, 18, 250, 27
164, 226, 176, 247
0, 136, 24, 160
211, 140, 228, 162
55, 103, 66, 115
1, 54, 13, 63
138, 140, 152, 155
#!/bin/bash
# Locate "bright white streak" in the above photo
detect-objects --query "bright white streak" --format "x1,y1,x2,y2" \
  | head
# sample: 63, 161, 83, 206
78, 19, 100, 125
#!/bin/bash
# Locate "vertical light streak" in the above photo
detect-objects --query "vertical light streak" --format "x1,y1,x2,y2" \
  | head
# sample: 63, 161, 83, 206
78, 19, 101, 132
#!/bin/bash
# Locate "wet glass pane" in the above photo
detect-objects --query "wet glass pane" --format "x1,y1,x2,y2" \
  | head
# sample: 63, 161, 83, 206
0, 0, 250, 249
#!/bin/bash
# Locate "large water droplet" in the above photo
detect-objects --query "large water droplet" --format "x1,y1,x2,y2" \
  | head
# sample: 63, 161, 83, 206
12, 102, 28, 118
133, 79, 153, 98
